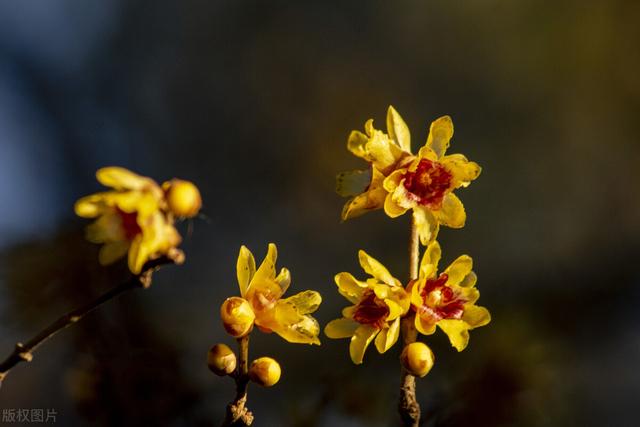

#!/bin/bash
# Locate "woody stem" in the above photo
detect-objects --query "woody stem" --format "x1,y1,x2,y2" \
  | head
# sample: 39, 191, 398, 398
399, 215, 421, 427
0, 251, 184, 386
221, 335, 253, 426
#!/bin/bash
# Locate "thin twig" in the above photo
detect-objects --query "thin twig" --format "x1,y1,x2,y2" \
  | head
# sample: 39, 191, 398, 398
0, 249, 184, 385
399, 215, 421, 427
221, 335, 253, 426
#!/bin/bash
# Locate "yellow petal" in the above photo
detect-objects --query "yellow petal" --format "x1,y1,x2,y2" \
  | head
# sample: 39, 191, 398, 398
367, 130, 405, 174
349, 324, 379, 364
384, 298, 405, 321
85, 212, 125, 243
419, 240, 441, 280
437, 319, 470, 351
252, 243, 278, 287
127, 234, 146, 274
386, 106, 411, 153
459, 271, 478, 288
237, 245, 256, 297
284, 290, 321, 314
413, 207, 440, 245
271, 300, 321, 345
425, 116, 453, 159
275, 267, 291, 295
74, 194, 106, 218
417, 146, 438, 161
347, 130, 369, 159
411, 278, 424, 308
433, 193, 466, 228
98, 241, 129, 265
96, 167, 154, 191
441, 154, 481, 188
462, 305, 491, 329
374, 317, 400, 354
383, 169, 405, 192
340, 168, 387, 221
336, 169, 371, 197
325, 318, 359, 339
358, 250, 400, 287
335, 272, 368, 303
443, 255, 473, 286
415, 314, 437, 336
384, 193, 409, 218
342, 305, 356, 318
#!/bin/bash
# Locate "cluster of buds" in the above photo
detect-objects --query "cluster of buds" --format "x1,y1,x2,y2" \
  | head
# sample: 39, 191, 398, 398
207, 344, 281, 387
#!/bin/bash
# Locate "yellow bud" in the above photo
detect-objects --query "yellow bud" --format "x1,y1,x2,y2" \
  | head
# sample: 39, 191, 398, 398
220, 297, 255, 338
249, 357, 281, 387
164, 179, 202, 218
400, 342, 434, 378
207, 343, 237, 376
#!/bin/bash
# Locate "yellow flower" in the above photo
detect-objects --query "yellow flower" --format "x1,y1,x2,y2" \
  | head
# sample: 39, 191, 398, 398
74, 167, 182, 274
235, 244, 322, 345
411, 240, 490, 351
325, 250, 410, 364
337, 106, 413, 220
383, 116, 481, 244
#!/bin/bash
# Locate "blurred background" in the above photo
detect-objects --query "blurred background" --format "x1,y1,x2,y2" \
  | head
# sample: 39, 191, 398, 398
1, 1, 639, 426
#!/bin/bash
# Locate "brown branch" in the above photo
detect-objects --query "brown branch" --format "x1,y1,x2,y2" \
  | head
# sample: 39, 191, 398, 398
221, 335, 253, 426
0, 249, 184, 385
399, 215, 421, 427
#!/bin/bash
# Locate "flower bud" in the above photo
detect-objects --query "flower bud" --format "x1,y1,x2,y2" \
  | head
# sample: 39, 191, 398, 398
400, 342, 434, 378
220, 297, 255, 338
164, 179, 202, 218
249, 357, 281, 387
207, 343, 237, 376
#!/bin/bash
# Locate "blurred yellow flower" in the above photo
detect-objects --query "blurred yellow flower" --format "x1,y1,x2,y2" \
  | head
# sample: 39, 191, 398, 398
74, 167, 183, 274
410, 240, 490, 351
337, 106, 413, 220
383, 116, 481, 244
325, 251, 410, 364
235, 244, 322, 345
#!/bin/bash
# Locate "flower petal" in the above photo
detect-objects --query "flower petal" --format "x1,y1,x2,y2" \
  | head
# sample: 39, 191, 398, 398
383, 170, 405, 192
441, 154, 481, 188
336, 169, 371, 197
433, 193, 466, 228
325, 318, 359, 339
237, 245, 256, 297
252, 243, 278, 287
96, 167, 154, 191
386, 106, 411, 153
462, 305, 491, 329
335, 272, 368, 303
384, 193, 409, 218
367, 130, 405, 174
459, 271, 478, 288
425, 116, 453, 159
347, 130, 369, 159
437, 319, 470, 351
413, 207, 440, 245
271, 300, 321, 345
444, 255, 473, 286
284, 290, 321, 314
349, 324, 379, 364
419, 240, 442, 279
358, 250, 400, 287
374, 317, 400, 353
74, 194, 106, 218
275, 267, 291, 295
384, 298, 405, 321
340, 168, 387, 221
415, 313, 437, 335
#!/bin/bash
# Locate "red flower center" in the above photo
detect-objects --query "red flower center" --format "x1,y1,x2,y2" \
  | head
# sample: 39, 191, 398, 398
116, 208, 142, 240
418, 273, 465, 321
353, 290, 389, 329
402, 159, 453, 208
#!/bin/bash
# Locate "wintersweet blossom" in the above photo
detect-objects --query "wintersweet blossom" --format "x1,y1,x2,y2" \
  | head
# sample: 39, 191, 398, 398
325, 251, 410, 364
383, 116, 481, 244
74, 167, 190, 273
234, 244, 322, 345
410, 240, 490, 351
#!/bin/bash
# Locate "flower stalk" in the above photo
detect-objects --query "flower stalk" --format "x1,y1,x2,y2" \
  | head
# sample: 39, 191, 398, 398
0, 250, 184, 386
399, 216, 421, 426
221, 335, 253, 426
